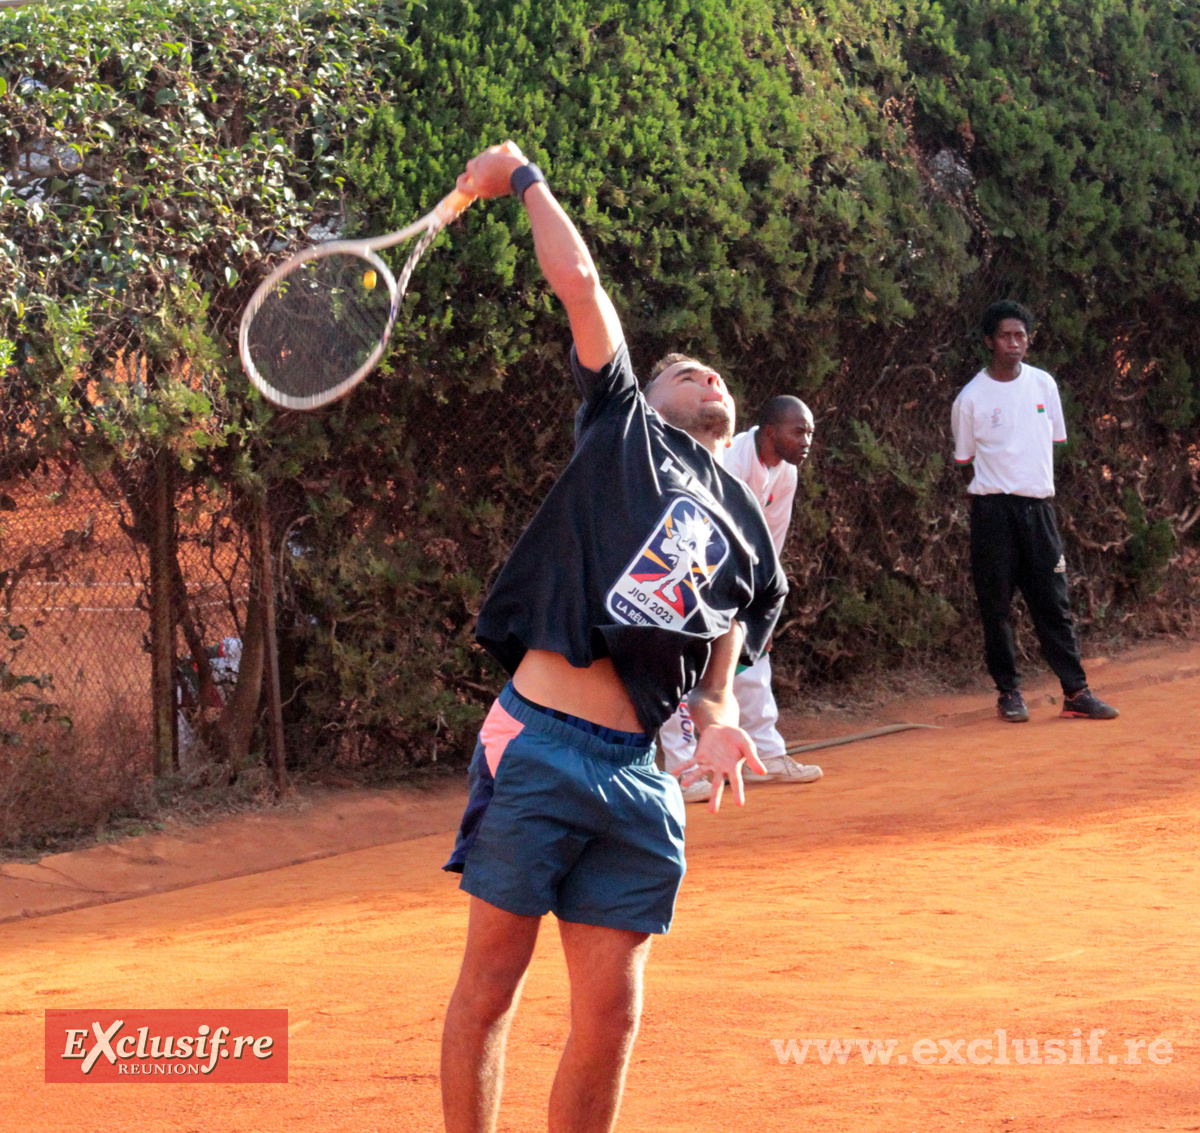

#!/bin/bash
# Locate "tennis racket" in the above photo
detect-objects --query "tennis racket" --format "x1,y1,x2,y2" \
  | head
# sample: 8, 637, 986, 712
238, 188, 474, 410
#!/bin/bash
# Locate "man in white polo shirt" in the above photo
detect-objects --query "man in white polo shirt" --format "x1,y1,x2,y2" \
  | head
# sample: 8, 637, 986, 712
660, 395, 824, 801
952, 300, 1118, 723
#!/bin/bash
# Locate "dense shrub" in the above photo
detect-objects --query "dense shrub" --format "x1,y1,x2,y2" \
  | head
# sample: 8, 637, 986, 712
288, 0, 990, 754
3, 0, 1199, 787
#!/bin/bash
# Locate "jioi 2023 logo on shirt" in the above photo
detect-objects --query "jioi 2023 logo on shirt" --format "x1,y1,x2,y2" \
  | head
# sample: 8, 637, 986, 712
606, 497, 730, 631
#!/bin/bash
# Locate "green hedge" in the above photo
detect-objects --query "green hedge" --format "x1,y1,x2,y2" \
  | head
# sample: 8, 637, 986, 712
908, 0, 1200, 422
3, 0, 1198, 781
347, 0, 973, 390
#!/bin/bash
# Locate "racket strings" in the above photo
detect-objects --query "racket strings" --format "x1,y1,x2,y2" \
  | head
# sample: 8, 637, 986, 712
244, 253, 396, 402
242, 218, 448, 407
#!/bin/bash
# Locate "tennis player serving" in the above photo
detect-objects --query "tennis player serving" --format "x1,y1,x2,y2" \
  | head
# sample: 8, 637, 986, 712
439, 142, 786, 1133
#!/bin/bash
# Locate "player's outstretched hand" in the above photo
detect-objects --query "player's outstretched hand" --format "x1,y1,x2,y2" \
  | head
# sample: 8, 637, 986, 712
679, 724, 766, 814
458, 141, 527, 200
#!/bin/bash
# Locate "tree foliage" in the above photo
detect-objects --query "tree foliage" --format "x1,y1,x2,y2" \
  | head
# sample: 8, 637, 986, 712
348, 0, 975, 390
0, 0, 425, 767
907, 0, 1200, 414
3, 0, 1199, 782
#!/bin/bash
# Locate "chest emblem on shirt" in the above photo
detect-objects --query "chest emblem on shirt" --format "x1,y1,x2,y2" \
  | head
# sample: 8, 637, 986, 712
606, 497, 730, 631
990, 408, 1002, 428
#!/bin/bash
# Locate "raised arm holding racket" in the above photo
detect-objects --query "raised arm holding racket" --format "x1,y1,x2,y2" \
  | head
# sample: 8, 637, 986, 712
436, 142, 787, 1133
239, 182, 474, 409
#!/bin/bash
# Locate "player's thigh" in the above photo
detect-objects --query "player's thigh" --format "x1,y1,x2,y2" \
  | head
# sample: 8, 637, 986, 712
1015, 502, 1068, 591
557, 919, 652, 1020
970, 496, 1019, 610
453, 896, 541, 1010
657, 704, 697, 775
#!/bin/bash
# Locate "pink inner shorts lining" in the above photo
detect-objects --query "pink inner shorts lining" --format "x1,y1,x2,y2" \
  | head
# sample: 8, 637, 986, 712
480, 700, 524, 777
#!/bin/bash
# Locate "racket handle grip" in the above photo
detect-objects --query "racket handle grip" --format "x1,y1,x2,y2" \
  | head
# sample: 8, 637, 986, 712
434, 188, 475, 225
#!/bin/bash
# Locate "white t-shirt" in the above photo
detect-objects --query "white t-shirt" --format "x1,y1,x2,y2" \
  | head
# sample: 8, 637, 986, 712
722, 427, 798, 555
951, 365, 1067, 498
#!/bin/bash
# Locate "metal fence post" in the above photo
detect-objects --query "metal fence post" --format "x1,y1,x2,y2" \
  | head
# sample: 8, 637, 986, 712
149, 448, 177, 776
258, 497, 287, 793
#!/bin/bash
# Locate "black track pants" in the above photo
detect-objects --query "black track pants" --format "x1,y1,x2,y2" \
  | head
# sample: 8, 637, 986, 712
968, 494, 1087, 695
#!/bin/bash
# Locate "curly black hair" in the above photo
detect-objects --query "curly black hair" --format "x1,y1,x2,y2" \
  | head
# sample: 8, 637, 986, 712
981, 300, 1035, 339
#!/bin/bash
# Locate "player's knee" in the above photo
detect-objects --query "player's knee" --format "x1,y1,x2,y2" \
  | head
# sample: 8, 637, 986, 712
574, 980, 643, 1041
452, 961, 528, 1024
452, 982, 520, 1027
572, 1002, 641, 1052
976, 599, 1012, 623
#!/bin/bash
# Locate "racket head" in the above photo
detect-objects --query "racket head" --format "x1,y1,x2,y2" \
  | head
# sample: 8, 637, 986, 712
239, 244, 399, 410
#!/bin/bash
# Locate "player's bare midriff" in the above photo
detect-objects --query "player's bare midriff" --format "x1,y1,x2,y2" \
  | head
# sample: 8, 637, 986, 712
512, 649, 643, 733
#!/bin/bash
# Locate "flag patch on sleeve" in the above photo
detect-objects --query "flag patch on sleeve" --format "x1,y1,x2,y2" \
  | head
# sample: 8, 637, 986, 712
1037, 404, 1045, 413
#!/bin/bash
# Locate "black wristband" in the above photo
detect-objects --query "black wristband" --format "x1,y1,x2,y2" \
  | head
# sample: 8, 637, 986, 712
510, 162, 546, 202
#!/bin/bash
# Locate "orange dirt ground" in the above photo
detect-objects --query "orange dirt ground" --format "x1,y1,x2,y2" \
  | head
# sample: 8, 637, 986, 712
2, 642, 1198, 1132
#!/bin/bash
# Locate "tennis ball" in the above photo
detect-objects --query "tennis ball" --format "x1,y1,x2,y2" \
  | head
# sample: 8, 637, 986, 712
363, 269, 377, 290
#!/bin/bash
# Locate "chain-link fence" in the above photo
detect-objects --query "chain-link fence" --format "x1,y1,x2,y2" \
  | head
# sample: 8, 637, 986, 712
0, 467, 149, 846
4, 255, 1200, 849
376, 252, 1200, 697
0, 457, 251, 848
2, 469, 147, 729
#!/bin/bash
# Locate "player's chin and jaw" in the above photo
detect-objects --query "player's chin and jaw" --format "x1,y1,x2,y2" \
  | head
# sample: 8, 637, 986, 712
663, 400, 733, 450
649, 385, 735, 451
696, 401, 734, 447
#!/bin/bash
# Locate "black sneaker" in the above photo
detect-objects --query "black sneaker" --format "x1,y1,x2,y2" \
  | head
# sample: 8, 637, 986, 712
997, 689, 1029, 723
1061, 688, 1119, 720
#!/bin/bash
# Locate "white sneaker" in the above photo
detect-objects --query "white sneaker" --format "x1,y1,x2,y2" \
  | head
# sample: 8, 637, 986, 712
743, 756, 823, 784
679, 777, 712, 804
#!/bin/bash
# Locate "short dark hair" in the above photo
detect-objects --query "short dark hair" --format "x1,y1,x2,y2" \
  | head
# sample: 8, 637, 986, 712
981, 300, 1035, 339
649, 352, 703, 381
759, 395, 810, 427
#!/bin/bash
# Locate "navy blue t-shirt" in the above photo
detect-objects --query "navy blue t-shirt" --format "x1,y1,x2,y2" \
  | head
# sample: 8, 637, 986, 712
475, 342, 787, 732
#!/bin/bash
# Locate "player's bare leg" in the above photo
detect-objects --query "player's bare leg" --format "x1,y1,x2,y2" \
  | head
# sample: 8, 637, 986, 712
548, 920, 652, 1133
442, 897, 541, 1133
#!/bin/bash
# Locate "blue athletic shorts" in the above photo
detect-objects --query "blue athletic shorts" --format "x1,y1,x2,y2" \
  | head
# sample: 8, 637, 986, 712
443, 683, 687, 935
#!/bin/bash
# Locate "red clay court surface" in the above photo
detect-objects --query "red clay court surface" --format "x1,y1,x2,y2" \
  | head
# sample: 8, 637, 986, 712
2, 642, 1198, 1131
